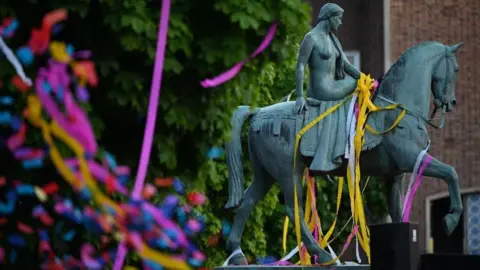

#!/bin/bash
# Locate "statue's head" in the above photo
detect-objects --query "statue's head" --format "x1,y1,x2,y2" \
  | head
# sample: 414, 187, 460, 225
317, 3, 344, 31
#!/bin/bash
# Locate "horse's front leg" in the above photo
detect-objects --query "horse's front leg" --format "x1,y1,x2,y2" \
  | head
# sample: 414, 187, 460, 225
422, 155, 463, 235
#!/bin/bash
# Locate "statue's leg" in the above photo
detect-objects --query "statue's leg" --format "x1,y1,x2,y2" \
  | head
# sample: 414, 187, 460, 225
226, 152, 274, 265
385, 173, 405, 222
280, 161, 333, 264
421, 156, 463, 235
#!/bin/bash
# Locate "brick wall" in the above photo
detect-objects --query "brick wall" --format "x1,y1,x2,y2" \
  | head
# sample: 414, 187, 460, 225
304, 0, 480, 256
390, 0, 480, 252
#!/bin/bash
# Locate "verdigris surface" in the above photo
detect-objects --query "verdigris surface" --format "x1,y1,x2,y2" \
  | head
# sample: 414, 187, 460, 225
223, 2, 463, 266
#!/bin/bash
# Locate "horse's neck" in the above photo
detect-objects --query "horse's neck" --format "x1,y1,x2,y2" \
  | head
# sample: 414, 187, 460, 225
380, 64, 432, 117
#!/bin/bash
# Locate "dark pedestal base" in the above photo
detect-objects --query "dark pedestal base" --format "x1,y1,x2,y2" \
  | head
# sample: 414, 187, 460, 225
370, 222, 420, 270
420, 254, 480, 270
215, 265, 370, 270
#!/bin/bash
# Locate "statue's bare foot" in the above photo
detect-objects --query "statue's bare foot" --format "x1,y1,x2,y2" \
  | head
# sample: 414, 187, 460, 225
229, 253, 248, 265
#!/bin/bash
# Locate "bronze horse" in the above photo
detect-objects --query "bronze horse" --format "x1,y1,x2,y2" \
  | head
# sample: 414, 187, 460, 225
224, 42, 463, 265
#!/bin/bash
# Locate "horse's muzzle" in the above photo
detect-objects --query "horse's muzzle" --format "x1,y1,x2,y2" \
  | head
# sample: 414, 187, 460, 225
435, 97, 455, 113
446, 99, 456, 112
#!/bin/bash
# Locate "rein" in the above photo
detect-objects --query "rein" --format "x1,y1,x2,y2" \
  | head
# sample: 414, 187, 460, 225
374, 94, 446, 129
373, 46, 453, 130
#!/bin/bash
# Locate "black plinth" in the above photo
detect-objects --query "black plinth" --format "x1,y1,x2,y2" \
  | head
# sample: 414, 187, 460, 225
370, 222, 419, 270
420, 254, 480, 270
215, 265, 370, 270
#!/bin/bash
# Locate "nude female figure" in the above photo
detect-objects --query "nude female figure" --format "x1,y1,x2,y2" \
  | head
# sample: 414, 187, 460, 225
295, 3, 361, 112
294, 3, 364, 172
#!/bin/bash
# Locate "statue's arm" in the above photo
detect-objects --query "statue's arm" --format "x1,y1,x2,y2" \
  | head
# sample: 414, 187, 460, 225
343, 54, 361, 80
296, 34, 314, 98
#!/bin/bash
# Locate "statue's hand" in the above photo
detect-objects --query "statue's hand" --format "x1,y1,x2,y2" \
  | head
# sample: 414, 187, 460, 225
294, 97, 306, 114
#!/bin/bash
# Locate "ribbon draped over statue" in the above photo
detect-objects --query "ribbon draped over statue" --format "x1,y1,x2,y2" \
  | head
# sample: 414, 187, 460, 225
289, 73, 407, 265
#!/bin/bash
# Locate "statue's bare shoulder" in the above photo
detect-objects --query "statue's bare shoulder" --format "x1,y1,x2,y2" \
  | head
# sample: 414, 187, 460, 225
302, 31, 331, 60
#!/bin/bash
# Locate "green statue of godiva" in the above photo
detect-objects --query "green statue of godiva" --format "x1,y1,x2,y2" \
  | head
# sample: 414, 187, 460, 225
221, 2, 463, 266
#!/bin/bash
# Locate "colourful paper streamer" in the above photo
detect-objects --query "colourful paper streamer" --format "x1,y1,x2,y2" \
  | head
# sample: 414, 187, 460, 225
402, 155, 432, 222
200, 21, 278, 88
113, 0, 172, 269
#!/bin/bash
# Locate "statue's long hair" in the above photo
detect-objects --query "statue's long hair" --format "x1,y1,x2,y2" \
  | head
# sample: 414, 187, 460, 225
317, 3, 345, 80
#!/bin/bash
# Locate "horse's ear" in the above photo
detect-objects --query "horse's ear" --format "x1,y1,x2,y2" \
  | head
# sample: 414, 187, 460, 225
449, 42, 464, 53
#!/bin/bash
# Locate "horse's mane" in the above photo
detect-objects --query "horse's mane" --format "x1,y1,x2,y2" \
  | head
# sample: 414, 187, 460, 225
378, 41, 445, 98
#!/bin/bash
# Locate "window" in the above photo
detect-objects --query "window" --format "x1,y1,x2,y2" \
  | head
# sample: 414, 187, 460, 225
345, 51, 361, 70
466, 193, 480, 255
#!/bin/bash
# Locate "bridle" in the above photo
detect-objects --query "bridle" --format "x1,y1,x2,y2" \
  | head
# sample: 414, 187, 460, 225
375, 47, 454, 129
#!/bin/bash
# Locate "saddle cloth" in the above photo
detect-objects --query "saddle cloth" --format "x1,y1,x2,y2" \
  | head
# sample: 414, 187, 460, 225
249, 97, 384, 172
299, 97, 382, 171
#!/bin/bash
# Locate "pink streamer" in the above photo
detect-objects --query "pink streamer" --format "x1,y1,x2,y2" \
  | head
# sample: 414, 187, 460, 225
130, 1, 170, 200
402, 155, 432, 222
344, 226, 358, 250
129, 233, 144, 250
64, 158, 129, 194
300, 245, 307, 261
143, 203, 189, 248
80, 244, 102, 269
113, 0, 171, 269
35, 63, 97, 153
267, 260, 293, 266
7, 130, 24, 151
200, 21, 278, 88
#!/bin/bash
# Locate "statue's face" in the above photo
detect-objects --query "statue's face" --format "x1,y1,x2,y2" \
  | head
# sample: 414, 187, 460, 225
330, 13, 343, 31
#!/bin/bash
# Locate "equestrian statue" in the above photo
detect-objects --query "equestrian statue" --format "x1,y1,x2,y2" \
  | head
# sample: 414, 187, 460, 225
223, 3, 463, 266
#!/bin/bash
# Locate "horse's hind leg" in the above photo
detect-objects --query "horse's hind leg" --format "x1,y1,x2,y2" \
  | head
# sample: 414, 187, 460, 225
279, 161, 333, 264
226, 152, 274, 265
421, 156, 463, 235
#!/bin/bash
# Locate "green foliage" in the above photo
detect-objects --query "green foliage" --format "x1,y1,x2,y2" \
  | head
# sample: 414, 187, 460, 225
0, 0, 388, 267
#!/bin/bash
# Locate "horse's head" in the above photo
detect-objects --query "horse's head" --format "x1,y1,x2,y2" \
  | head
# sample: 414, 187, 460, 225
431, 43, 463, 113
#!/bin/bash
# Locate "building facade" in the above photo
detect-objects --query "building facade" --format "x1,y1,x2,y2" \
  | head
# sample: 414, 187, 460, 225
389, 0, 480, 256
306, 0, 480, 255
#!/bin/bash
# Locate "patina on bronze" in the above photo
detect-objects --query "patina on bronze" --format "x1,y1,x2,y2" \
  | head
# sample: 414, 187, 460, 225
223, 3, 463, 266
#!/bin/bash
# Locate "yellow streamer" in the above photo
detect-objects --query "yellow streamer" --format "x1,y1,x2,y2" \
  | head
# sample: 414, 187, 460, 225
350, 75, 374, 262
282, 216, 289, 256
289, 73, 407, 265
293, 98, 350, 264
25, 95, 122, 214
304, 177, 312, 225
306, 175, 318, 230
50, 41, 72, 63
24, 94, 190, 270
348, 73, 407, 263
325, 176, 371, 247
303, 174, 316, 265
320, 177, 343, 248
294, 175, 342, 266
283, 173, 311, 256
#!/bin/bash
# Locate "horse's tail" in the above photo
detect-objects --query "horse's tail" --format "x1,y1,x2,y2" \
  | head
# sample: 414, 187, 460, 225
225, 105, 253, 209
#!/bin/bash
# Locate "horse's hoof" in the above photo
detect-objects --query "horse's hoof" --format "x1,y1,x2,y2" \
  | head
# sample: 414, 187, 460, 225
311, 250, 335, 265
229, 253, 248, 266
443, 213, 458, 236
